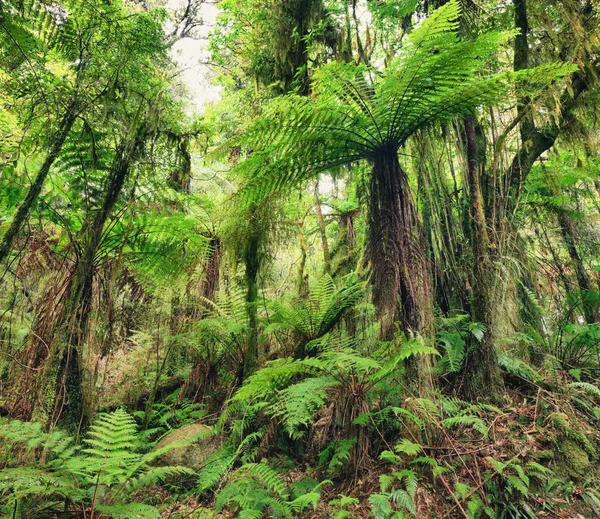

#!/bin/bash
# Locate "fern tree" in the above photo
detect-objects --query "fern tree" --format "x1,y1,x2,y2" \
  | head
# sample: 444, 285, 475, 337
270, 273, 366, 358
235, 1, 540, 344
22, 7, 179, 429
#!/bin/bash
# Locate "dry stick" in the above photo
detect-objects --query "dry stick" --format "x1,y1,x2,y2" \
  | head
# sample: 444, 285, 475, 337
442, 471, 499, 519
435, 422, 478, 489
438, 474, 470, 519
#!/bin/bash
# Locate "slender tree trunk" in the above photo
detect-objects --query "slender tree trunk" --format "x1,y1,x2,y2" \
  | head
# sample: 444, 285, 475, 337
242, 229, 260, 379
0, 102, 78, 264
170, 137, 192, 193
369, 150, 434, 396
339, 209, 358, 335
557, 210, 598, 323
462, 116, 505, 400
312, 179, 331, 274
34, 129, 145, 431
296, 223, 309, 297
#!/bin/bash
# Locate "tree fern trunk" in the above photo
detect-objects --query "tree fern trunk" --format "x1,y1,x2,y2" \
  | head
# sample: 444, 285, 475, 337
369, 150, 433, 336
369, 149, 434, 395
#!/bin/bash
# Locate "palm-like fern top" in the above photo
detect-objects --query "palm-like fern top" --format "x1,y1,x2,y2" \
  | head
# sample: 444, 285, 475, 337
233, 0, 570, 198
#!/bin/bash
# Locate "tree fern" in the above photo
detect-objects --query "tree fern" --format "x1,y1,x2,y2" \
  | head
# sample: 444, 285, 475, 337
270, 272, 366, 356
230, 0, 573, 337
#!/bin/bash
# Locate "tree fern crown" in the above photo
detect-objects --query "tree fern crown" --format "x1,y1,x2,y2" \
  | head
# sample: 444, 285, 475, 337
232, 0, 568, 199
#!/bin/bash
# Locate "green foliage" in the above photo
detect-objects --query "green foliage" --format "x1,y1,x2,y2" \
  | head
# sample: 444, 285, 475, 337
369, 465, 418, 519
436, 314, 487, 375
0, 409, 192, 517
215, 460, 323, 518
270, 273, 366, 346
552, 322, 600, 369
232, 0, 573, 201
498, 353, 542, 383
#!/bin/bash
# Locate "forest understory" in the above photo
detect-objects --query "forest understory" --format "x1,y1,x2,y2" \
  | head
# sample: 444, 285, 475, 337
2, 0, 600, 517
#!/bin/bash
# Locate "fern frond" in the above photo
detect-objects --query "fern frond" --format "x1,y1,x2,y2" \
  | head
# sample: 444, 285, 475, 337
442, 415, 488, 437
245, 461, 289, 499
569, 381, 600, 399
271, 376, 337, 438
96, 502, 161, 519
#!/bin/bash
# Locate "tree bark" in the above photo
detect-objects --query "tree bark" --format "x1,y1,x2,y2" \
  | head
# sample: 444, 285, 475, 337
557, 209, 598, 323
242, 226, 260, 380
462, 116, 505, 400
34, 128, 146, 431
369, 149, 434, 396
312, 179, 331, 274
0, 102, 78, 264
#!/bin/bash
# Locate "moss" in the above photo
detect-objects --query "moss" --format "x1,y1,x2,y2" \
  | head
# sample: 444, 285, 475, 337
152, 423, 221, 471
533, 450, 555, 460
557, 439, 591, 479
549, 412, 596, 458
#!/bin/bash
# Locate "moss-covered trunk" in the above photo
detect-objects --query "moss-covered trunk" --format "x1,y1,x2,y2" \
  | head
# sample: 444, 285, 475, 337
0, 102, 78, 264
33, 131, 144, 431
369, 149, 434, 395
557, 209, 598, 323
462, 116, 505, 400
242, 229, 260, 380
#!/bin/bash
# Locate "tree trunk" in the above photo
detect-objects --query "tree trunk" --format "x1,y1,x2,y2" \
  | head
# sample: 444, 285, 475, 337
557, 209, 598, 323
180, 235, 222, 402
0, 102, 78, 264
312, 179, 331, 274
242, 229, 260, 380
34, 130, 145, 431
369, 150, 433, 336
296, 223, 309, 297
339, 209, 358, 335
369, 149, 434, 396
462, 116, 505, 401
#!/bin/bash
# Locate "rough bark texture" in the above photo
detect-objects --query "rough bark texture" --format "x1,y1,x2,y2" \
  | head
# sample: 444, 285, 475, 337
369, 149, 433, 338
33, 130, 145, 431
369, 149, 434, 396
463, 116, 505, 400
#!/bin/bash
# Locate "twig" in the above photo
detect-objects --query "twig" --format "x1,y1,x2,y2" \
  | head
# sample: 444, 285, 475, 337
439, 474, 470, 519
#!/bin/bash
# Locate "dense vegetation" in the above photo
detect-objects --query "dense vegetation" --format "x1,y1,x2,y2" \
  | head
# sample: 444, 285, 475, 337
2, 0, 600, 516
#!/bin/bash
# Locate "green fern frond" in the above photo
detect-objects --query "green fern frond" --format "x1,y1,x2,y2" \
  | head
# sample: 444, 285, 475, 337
569, 381, 600, 399
231, 0, 574, 203
498, 353, 541, 382
196, 447, 237, 492
271, 376, 337, 438
443, 415, 488, 437
245, 461, 289, 499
